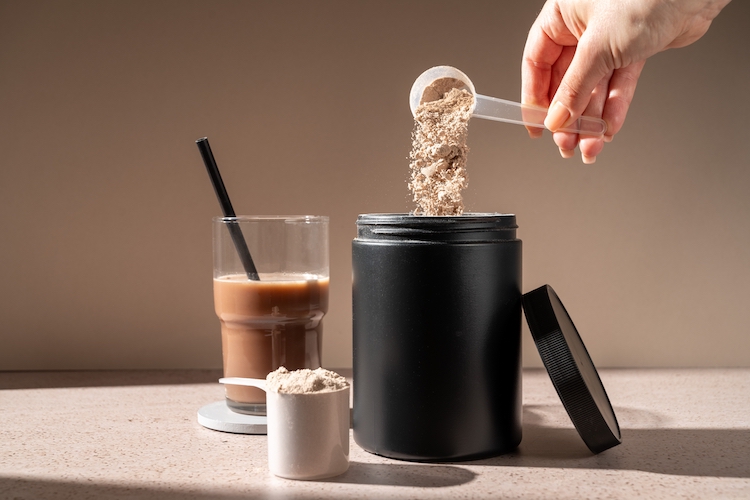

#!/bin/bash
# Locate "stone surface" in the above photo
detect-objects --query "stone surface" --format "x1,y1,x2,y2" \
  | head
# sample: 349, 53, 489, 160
1, 369, 749, 499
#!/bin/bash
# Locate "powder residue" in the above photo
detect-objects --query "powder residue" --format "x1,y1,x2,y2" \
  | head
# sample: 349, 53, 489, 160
266, 366, 349, 394
408, 79, 474, 216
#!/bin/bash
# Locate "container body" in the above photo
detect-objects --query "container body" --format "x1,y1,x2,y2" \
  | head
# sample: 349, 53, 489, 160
352, 213, 522, 461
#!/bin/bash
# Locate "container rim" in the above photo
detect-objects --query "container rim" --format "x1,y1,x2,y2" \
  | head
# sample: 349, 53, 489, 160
355, 213, 518, 240
357, 213, 517, 228
358, 212, 514, 219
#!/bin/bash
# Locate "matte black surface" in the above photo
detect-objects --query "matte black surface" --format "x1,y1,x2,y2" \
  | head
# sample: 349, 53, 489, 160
522, 285, 622, 454
352, 214, 522, 461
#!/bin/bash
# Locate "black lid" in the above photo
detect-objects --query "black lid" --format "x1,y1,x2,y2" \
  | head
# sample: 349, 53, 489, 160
522, 285, 622, 454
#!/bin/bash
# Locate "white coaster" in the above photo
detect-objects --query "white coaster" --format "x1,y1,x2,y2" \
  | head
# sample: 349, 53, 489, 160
197, 400, 267, 435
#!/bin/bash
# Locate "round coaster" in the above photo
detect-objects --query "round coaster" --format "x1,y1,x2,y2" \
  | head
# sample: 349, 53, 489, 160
197, 400, 267, 434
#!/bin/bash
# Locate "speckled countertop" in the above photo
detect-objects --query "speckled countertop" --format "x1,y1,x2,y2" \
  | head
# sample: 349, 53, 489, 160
1, 368, 749, 499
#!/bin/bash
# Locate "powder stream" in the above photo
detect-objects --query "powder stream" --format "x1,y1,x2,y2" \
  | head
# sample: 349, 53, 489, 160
408, 83, 474, 216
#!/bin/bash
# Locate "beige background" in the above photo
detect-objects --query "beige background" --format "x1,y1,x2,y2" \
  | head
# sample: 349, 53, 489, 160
1, 0, 748, 370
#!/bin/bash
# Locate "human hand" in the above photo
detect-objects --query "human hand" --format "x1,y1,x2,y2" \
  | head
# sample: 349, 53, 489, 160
522, 0, 731, 163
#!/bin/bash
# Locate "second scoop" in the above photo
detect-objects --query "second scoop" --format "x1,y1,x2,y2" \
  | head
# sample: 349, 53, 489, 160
410, 66, 607, 136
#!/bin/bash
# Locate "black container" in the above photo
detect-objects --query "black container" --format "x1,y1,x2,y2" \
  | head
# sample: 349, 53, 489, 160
352, 213, 522, 461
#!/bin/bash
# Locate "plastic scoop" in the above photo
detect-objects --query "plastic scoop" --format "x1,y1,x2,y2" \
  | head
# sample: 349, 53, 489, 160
409, 66, 607, 136
219, 376, 349, 480
219, 377, 267, 390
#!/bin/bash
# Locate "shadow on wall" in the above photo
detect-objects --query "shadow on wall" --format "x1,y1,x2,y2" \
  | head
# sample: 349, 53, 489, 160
0, 370, 223, 390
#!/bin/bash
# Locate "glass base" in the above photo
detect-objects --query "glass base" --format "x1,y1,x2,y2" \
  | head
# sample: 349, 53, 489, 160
226, 398, 266, 416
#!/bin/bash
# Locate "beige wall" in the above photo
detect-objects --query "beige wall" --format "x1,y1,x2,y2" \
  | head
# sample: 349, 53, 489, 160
1, 0, 748, 370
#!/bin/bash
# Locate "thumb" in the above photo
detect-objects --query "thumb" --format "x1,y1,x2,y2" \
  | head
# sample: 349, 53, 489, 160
544, 31, 614, 131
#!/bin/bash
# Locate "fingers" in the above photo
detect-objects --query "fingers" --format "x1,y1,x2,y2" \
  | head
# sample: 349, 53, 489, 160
521, 0, 634, 161
543, 29, 617, 163
553, 130, 579, 159
521, 3, 566, 139
545, 30, 615, 132
524, 115, 545, 139
553, 60, 643, 162
521, 5, 562, 107
601, 60, 646, 140
577, 71, 610, 162
578, 135, 605, 163
549, 46, 581, 158
550, 46, 576, 102
553, 70, 608, 162
521, 34, 556, 138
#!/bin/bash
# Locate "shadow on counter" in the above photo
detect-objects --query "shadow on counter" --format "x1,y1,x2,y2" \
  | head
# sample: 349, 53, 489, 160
469, 404, 750, 479
0, 477, 250, 500
325, 461, 475, 487
0, 463, 475, 500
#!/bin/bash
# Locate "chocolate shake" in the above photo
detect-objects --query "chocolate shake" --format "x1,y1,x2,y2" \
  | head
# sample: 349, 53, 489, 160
214, 272, 329, 414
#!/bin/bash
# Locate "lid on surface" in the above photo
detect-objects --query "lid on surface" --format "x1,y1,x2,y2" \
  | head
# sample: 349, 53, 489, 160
522, 285, 622, 454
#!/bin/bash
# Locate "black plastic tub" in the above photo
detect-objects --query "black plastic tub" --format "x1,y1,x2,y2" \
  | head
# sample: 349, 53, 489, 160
352, 213, 522, 461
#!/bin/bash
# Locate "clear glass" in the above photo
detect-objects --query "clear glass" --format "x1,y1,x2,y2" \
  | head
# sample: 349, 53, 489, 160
213, 215, 329, 415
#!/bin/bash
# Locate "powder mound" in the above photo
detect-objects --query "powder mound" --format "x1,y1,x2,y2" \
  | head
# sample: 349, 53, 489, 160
266, 366, 349, 394
408, 83, 474, 216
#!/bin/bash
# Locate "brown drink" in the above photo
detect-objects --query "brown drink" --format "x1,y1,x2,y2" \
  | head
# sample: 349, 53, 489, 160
214, 272, 329, 414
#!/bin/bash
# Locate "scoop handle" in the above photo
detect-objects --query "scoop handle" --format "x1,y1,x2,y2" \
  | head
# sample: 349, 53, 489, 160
219, 377, 267, 391
473, 94, 607, 136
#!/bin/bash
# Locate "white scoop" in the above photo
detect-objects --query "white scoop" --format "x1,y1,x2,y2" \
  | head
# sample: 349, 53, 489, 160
409, 66, 607, 136
219, 377, 267, 390
219, 376, 349, 480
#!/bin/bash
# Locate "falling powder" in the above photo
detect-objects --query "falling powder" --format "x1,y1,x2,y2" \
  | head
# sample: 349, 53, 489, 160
408, 79, 474, 216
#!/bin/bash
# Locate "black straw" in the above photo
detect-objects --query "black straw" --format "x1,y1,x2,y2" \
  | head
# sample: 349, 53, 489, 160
196, 137, 260, 281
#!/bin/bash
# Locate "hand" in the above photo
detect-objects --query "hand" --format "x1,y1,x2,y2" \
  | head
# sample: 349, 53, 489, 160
522, 0, 731, 163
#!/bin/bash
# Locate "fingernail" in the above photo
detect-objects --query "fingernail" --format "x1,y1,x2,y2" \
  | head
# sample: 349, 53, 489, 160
604, 135, 613, 143
582, 154, 597, 164
559, 148, 575, 159
545, 101, 571, 132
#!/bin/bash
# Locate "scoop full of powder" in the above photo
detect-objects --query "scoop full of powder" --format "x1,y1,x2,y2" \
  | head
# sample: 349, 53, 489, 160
266, 366, 349, 394
409, 80, 474, 216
